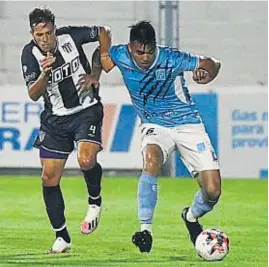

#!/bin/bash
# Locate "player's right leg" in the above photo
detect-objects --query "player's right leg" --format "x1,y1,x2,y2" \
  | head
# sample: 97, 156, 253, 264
40, 151, 70, 253
132, 124, 175, 253
35, 113, 74, 253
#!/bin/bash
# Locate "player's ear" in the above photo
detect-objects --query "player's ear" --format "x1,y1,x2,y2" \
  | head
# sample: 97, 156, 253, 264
127, 43, 131, 52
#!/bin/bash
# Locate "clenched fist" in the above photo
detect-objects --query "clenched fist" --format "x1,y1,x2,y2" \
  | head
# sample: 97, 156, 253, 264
40, 52, 56, 75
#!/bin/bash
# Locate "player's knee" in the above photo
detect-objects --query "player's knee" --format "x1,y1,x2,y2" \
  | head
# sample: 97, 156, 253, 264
200, 170, 221, 203
78, 155, 96, 170
143, 156, 163, 176
203, 186, 221, 204
42, 172, 60, 186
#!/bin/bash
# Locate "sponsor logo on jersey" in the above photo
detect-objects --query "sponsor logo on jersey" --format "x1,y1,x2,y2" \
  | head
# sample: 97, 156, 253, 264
25, 72, 37, 83
39, 130, 46, 142
50, 56, 80, 83
211, 150, 218, 161
89, 26, 98, 39
23, 65, 27, 73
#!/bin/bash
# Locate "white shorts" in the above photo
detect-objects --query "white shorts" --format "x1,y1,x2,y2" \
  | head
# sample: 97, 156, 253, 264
140, 123, 220, 177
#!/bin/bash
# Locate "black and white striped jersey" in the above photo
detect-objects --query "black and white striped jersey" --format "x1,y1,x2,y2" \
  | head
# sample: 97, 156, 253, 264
21, 26, 100, 116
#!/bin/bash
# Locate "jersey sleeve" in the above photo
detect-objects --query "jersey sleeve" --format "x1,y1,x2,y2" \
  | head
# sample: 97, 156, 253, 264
57, 26, 99, 45
109, 45, 124, 66
21, 45, 41, 87
172, 49, 199, 74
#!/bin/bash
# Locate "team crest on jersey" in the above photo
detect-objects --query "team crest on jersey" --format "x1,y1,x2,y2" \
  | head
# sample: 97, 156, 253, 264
62, 42, 73, 53
155, 69, 166, 81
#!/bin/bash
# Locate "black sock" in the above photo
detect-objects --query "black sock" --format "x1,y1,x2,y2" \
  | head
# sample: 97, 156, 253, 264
89, 196, 102, 206
42, 185, 71, 243
82, 163, 102, 206
56, 227, 71, 243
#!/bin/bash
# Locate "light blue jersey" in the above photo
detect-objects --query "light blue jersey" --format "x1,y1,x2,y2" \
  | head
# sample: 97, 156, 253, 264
109, 45, 202, 127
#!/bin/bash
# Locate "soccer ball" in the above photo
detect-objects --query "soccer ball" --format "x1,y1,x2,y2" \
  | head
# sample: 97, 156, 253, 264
195, 228, 229, 261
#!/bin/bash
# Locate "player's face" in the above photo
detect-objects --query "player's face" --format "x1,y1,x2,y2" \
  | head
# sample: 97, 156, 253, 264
128, 41, 156, 70
31, 22, 56, 53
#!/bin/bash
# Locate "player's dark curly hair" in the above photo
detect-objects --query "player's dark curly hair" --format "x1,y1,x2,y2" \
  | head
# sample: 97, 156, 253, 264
129, 21, 156, 46
29, 7, 55, 29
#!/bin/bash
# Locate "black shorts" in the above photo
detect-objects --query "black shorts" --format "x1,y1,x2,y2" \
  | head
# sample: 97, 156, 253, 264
34, 103, 103, 155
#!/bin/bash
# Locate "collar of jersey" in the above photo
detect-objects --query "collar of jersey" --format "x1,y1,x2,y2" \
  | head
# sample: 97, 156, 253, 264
53, 38, 59, 53
129, 46, 160, 71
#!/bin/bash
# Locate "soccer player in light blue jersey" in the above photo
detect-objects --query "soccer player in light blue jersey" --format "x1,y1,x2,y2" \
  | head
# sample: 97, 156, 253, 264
100, 21, 221, 253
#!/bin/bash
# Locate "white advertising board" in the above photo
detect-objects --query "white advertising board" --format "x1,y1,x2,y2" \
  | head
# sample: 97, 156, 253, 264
0, 85, 267, 178
218, 93, 268, 178
0, 86, 143, 169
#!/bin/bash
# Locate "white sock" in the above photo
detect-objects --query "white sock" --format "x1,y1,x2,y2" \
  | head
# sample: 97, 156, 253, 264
141, 224, 152, 234
186, 207, 197, 222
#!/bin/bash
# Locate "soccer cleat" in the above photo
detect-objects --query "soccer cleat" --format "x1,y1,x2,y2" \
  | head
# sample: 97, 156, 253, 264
46, 237, 71, 254
132, 230, 153, 253
81, 204, 102, 234
181, 207, 203, 245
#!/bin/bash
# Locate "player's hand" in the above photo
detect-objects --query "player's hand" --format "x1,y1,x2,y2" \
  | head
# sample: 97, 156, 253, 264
76, 74, 100, 92
40, 52, 56, 76
192, 69, 211, 84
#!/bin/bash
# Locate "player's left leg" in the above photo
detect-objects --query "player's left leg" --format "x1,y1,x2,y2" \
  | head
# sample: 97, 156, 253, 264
174, 123, 220, 245
77, 141, 103, 234
73, 104, 103, 234
182, 170, 221, 245
189, 169, 221, 221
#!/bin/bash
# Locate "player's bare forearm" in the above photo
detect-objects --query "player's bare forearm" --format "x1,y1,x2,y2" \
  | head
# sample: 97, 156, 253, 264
28, 52, 55, 101
196, 57, 221, 84
98, 26, 114, 72
205, 58, 221, 82
28, 72, 50, 101
91, 47, 102, 80
98, 26, 111, 55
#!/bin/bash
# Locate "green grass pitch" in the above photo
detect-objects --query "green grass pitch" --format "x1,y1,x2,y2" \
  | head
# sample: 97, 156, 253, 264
0, 176, 267, 267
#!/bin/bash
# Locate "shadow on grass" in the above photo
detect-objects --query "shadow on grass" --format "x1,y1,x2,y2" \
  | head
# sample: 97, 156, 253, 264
0, 252, 203, 266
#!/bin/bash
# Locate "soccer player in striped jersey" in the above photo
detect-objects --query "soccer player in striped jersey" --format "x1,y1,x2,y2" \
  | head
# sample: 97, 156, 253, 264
101, 21, 221, 253
21, 7, 110, 253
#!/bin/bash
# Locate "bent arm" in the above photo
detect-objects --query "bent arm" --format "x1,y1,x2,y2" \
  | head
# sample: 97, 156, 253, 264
98, 26, 115, 72
91, 47, 102, 80
28, 72, 50, 101
197, 57, 221, 83
98, 26, 111, 57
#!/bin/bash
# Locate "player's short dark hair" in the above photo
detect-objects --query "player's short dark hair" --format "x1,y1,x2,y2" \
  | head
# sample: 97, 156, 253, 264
129, 21, 156, 47
29, 7, 55, 29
